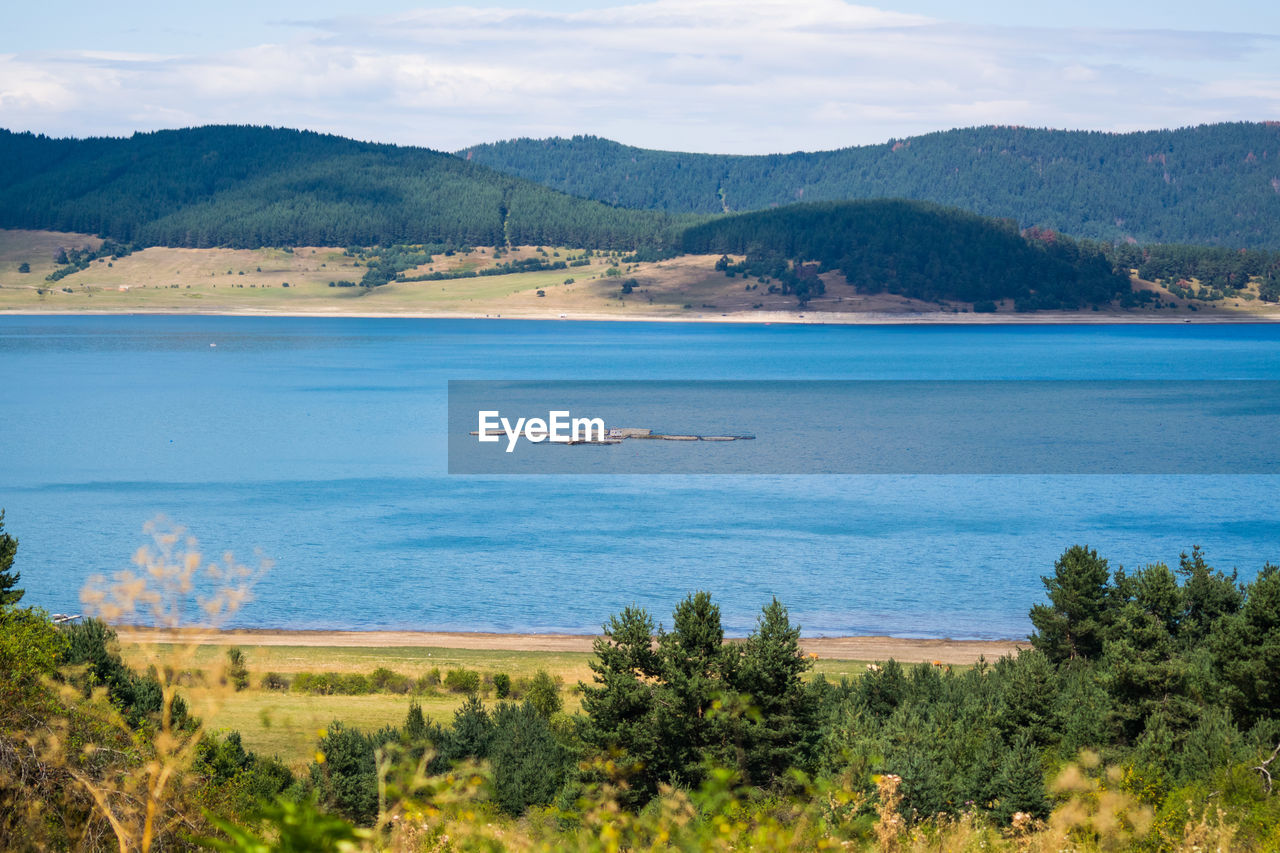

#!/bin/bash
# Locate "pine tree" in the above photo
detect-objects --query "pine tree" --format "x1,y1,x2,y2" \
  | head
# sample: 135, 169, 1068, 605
734, 598, 816, 782
1029, 545, 1112, 663
994, 733, 1049, 823
0, 510, 23, 607
489, 701, 569, 815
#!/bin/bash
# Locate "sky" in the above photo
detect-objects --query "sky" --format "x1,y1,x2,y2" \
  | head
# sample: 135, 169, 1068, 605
2, 0, 1279, 154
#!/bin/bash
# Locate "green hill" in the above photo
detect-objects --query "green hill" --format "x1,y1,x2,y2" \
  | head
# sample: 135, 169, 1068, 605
681, 200, 1130, 310
459, 123, 1280, 250
0, 126, 682, 250
0, 123, 1141, 309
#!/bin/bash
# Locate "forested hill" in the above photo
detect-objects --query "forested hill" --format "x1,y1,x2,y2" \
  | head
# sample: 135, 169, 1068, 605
682, 199, 1130, 310
0, 126, 682, 249
459, 123, 1280, 250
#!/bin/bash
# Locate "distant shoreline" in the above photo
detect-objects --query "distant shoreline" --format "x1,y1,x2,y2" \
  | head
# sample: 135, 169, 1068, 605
2, 307, 1278, 325
116, 627, 1025, 665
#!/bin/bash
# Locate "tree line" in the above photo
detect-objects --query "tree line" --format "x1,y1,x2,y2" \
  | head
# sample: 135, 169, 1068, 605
462, 123, 1280, 250
1105, 243, 1280, 302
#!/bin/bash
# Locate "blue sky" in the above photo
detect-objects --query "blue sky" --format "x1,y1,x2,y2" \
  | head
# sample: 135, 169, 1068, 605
3, 1, 1278, 153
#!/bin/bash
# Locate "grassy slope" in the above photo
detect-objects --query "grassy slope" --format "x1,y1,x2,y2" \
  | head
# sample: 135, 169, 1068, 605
4, 229, 1278, 319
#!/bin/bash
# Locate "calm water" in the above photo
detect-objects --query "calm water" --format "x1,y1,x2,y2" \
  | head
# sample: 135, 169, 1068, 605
2, 316, 1279, 639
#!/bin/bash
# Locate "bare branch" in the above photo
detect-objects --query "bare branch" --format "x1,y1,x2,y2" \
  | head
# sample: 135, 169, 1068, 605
1254, 741, 1280, 795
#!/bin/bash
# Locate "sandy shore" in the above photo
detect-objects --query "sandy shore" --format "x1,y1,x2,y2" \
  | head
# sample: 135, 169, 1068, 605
116, 627, 1024, 665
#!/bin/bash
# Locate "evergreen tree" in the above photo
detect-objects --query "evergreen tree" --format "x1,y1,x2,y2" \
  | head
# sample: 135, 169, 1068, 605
309, 722, 399, 826
1029, 545, 1113, 663
993, 733, 1049, 823
1211, 563, 1280, 728
1177, 547, 1243, 643
404, 701, 427, 742
994, 649, 1058, 747
488, 701, 570, 815
734, 598, 816, 782
582, 593, 823, 805
0, 510, 21, 607
580, 604, 664, 804
441, 695, 493, 763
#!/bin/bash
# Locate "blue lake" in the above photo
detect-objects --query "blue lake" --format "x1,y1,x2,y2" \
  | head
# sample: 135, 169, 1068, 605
2, 316, 1278, 639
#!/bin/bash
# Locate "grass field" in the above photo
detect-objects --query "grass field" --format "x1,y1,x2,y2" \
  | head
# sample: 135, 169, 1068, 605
0, 229, 755, 317
118, 641, 874, 768
7, 228, 1269, 320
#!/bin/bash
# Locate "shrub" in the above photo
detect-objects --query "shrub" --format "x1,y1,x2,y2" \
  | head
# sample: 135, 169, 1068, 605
336, 673, 370, 695
226, 647, 249, 691
414, 668, 442, 694
260, 671, 291, 690
369, 667, 412, 694
444, 668, 481, 694
494, 672, 511, 699
291, 671, 370, 695
522, 670, 563, 717
291, 671, 330, 694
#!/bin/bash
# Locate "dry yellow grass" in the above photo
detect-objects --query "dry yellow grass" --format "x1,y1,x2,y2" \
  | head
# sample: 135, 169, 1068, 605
116, 639, 881, 767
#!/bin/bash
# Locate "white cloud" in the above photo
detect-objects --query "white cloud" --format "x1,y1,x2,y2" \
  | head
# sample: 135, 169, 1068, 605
1, 0, 1278, 153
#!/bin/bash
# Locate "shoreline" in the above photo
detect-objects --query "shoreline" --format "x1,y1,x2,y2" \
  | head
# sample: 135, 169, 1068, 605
116, 627, 1025, 664
2, 307, 1278, 325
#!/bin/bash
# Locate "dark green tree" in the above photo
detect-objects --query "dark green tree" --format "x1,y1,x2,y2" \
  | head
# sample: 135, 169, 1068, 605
488, 701, 570, 815
1176, 547, 1242, 643
994, 649, 1058, 747
653, 592, 733, 788
1029, 545, 1113, 663
733, 597, 816, 783
0, 510, 21, 606
993, 733, 1049, 823
1211, 564, 1280, 728
440, 695, 493, 764
580, 604, 664, 803
583, 594, 824, 806
309, 722, 398, 825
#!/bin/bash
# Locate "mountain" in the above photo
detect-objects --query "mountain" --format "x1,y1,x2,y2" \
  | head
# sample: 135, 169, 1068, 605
0, 126, 682, 250
459, 123, 1280, 250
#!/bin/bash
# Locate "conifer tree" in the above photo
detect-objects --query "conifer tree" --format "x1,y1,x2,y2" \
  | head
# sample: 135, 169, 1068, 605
1029, 545, 1113, 663
0, 510, 23, 607
994, 733, 1049, 823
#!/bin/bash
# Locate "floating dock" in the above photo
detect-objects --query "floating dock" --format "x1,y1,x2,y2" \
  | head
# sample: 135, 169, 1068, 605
469, 428, 755, 444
